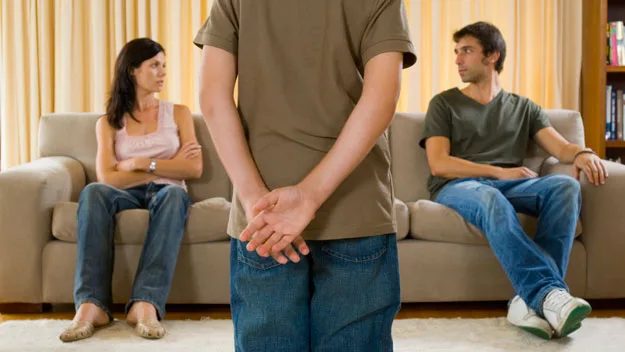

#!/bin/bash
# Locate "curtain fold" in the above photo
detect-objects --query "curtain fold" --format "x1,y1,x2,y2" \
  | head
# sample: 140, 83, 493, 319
0, 0, 582, 169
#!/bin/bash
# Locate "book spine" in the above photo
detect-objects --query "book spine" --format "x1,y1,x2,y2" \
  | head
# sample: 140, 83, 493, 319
607, 85, 613, 140
617, 90, 623, 140
612, 90, 617, 139
611, 22, 619, 66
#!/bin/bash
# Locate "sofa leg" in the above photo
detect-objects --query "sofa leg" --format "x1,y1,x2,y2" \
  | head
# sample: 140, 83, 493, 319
0, 303, 44, 314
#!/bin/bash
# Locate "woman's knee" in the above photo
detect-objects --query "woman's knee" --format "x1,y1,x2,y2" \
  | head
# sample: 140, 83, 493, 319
79, 183, 115, 205
157, 186, 190, 206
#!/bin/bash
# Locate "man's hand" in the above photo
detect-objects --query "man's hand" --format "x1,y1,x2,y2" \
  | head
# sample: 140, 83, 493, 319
240, 185, 316, 264
494, 167, 538, 180
241, 187, 310, 264
574, 152, 608, 186
173, 142, 202, 160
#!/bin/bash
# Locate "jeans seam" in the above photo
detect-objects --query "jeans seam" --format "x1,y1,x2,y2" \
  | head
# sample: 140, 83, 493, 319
505, 193, 539, 200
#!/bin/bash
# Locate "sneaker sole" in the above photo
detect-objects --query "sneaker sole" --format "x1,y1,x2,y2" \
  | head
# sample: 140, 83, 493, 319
518, 326, 552, 340
558, 305, 591, 337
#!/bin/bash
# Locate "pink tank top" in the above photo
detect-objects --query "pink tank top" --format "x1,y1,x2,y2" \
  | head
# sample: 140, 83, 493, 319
115, 100, 186, 190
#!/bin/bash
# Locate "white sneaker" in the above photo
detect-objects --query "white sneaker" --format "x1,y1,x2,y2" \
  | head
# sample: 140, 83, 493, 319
507, 295, 553, 340
542, 289, 592, 337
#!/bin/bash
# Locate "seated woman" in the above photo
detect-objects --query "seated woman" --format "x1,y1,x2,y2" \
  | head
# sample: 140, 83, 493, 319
59, 38, 202, 342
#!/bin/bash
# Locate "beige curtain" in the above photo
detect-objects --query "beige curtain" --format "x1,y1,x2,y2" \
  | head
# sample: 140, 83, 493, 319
0, 0, 582, 169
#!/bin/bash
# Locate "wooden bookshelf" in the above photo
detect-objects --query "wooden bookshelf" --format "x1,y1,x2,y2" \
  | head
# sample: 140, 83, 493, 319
582, 0, 625, 161
607, 66, 625, 72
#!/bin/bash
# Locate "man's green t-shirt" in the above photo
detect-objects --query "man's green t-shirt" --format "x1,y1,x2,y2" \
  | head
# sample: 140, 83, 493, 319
419, 88, 551, 200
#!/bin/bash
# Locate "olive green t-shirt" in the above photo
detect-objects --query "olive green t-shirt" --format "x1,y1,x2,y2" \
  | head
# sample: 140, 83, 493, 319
194, 0, 417, 240
419, 88, 551, 200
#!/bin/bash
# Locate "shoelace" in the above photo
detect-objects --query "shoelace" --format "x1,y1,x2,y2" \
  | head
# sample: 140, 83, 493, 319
544, 290, 572, 310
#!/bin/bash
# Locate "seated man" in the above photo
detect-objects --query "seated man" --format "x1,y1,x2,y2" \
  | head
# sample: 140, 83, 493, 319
420, 21, 607, 340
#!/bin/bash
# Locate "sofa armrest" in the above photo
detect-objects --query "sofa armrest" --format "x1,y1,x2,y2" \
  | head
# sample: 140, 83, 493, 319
0, 157, 85, 303
544, 159, 625, 298
539, 156, 576, 178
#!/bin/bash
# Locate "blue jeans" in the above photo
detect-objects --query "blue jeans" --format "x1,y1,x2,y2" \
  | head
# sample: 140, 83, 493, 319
230, 233, 400, 352
73, 182, 191, 320
435, 174, 581, 314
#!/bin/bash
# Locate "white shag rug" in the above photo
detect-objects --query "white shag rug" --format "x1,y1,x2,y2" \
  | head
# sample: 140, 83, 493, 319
0, 317, 624, 351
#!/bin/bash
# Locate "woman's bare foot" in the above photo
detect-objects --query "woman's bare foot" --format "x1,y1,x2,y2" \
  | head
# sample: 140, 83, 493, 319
127, 301, 165, 339
126, 301, 158, 324
59, 303, 111, 342
73, 303, 111, 325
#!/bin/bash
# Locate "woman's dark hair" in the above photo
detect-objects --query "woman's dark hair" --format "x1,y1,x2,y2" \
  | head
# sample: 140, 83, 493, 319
453, 22, 506, 74
106, 38, 165, 129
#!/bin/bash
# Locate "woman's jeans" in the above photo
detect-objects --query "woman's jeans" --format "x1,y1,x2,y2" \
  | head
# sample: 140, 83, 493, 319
73, 182, 190, 320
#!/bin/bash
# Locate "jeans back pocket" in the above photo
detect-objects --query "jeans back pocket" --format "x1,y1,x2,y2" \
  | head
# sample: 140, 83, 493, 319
321, 234, 393, 263
236, 240, 282, 270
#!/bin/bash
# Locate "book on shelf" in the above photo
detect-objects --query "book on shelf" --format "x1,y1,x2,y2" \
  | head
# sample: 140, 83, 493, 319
605, 85, 625, 141
608, 21, 625, 66
618, 91, 623, 140
607, 85, 613, 140
611, 88, 616, 139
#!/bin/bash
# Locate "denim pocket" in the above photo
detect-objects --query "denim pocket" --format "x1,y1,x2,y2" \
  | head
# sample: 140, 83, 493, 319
321, 234, 390, 263
236, 240, 282, 270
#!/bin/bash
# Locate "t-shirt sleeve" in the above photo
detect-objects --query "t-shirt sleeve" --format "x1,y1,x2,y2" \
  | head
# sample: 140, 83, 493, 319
193, 0, 238, 55
419, 95, 451, 149
529, 100, 551, 138
361, 0, 417, 69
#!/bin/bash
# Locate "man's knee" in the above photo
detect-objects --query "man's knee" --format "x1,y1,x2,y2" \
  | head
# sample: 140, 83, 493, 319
440, 182, 509, 223
458, 182, 505, 210
546, 174, 581, 199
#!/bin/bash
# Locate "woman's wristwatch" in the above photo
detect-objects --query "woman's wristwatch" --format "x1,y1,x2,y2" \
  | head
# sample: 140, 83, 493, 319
149, 159, 156, 173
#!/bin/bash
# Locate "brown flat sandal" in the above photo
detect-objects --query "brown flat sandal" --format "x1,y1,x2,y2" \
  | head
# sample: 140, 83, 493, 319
134, 318, 165, 339
59, 319, 113, 343
59, 321, 96, 342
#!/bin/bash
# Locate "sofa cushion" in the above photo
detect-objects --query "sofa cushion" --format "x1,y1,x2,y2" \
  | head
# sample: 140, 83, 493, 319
52, 198, 231, 244
408, 200, 582, 245
53, 197, 409, 244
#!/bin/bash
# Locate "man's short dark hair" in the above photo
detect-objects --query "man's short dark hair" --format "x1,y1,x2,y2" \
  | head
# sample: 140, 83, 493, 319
453, 22, 506, 73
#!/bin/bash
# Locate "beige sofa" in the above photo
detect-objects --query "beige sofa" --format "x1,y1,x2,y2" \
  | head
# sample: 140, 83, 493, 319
1, 110, 625, 308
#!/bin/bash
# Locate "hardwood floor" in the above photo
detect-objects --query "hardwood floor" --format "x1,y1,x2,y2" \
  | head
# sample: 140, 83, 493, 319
2, 300, 625, 322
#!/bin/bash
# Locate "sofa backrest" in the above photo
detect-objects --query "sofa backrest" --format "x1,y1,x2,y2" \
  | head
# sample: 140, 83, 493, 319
389, 109, 585, 203
38, 113, 232, 202
39, 109, 584, 204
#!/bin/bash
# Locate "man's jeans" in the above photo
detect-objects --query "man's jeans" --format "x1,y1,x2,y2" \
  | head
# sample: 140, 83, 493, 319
73, 182, 191, 320
435, 174, 581, 314
230, 233, 400, 352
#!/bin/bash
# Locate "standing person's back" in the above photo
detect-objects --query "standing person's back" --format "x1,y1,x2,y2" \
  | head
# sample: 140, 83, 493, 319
195, 0, 416, 350
197, 0, 417, 240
